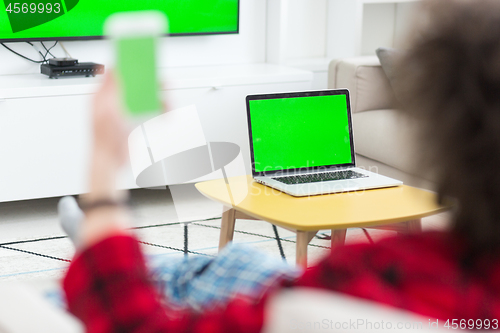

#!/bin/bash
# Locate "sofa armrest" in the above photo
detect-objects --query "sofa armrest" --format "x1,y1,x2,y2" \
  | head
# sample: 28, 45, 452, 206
263, 288, 435, 333
328, 56, 396, 113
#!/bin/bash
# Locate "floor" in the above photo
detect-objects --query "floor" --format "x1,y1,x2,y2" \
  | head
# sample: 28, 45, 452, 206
0, 185, 451, 285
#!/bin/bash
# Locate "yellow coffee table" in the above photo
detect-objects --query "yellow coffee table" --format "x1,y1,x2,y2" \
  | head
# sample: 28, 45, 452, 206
195, 175, 450, 267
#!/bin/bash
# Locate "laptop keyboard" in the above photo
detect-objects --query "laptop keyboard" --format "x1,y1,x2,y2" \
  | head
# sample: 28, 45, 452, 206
272, 170, 368, 185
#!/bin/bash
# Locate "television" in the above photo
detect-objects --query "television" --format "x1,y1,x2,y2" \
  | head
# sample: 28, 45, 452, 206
0, 0, 239, 42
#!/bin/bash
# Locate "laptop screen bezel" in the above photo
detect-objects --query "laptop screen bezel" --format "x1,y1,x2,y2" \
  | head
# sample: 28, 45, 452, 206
246, 89, 356, 178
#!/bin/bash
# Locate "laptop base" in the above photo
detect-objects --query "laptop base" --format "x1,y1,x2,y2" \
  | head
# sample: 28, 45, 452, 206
254, 167, 402, 197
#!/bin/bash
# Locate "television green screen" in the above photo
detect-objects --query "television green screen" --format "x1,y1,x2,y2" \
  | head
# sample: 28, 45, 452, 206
0, 0, 239, 41
248, 94, 353, 173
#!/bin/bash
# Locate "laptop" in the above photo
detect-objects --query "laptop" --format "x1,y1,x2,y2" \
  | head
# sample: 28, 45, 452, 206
245, 89, 402, 196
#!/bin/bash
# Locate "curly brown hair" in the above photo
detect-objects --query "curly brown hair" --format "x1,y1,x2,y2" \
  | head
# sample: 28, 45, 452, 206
400, 0, 500, 256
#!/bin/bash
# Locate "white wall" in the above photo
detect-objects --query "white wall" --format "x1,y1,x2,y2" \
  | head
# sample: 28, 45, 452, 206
285, 0, 327, 61
361, 3, 396, 55
0, 0, 266, 76
362, 2, 418, 55
0, 0, 421, 77
271, 0, 420, 89
268, 0, 419, 66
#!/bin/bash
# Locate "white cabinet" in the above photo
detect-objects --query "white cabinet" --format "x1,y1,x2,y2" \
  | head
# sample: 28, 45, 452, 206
0, 64, 312, 202
0, 95, 90, 202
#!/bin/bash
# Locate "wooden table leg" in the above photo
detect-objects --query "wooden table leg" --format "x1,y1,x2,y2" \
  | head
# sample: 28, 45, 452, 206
394, 218, 422, 235
219, 207, 236, 251
331, 229, 347, 248
406, 219, 422, 233
296, 231, 317, 268
369, 218, 423, 235
296, 231, 308, 268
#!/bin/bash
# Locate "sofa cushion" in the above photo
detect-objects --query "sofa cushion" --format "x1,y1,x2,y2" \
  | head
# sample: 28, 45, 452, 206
376, 47, 404, 101
376, 47, 402, 89
352, 109, 418, 175
328, 56, 396, 113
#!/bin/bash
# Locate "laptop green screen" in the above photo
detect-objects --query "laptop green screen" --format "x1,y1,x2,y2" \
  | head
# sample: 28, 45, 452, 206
249, 94, 353, 173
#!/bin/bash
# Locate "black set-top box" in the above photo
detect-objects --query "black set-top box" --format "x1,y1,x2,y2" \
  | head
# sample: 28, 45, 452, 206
41, 59, 105, 79
48, 57, 78, 67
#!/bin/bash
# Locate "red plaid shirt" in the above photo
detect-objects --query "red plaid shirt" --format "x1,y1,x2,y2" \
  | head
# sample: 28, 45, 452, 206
64, 232, 500, 333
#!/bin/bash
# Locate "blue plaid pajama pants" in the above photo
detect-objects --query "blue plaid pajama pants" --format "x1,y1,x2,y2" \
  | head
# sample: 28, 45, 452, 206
149, 243, 302, 312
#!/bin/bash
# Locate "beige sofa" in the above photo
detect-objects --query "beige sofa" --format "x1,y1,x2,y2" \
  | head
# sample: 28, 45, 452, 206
328, 56, 434, 190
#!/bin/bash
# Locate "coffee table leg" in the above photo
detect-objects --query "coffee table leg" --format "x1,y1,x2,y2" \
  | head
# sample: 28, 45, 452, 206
296, 231, 308, 268
219, 207, 236, 251
397, 218, 422, 235
331, 229, 346, 248
406, 219, 422, 233
296, 231, 318, 268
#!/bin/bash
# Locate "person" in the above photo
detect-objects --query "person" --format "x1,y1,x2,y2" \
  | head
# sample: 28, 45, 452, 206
62, 0, 500, 331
